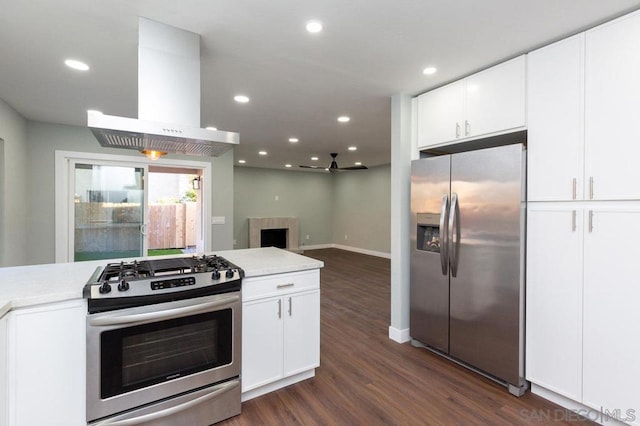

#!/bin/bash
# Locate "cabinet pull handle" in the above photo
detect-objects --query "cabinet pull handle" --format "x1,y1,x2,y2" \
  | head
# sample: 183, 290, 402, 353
465, 120, 470, 136
588, 210, 593, 233
277, 299, 282, 319
288, 297, 292, 316
572, 210, 576, 232
572, 178, 577, 200
589, 176, 594, 200
455, 122, 460, 138
277, 283, 295, 289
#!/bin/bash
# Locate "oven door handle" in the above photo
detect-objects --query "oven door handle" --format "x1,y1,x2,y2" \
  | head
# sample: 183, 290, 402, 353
92, 379, 239, 426
89, 295, 240, 326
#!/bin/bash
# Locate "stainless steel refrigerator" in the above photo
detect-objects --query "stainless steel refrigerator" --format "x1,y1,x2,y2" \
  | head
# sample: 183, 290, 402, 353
410, 143, 527, 396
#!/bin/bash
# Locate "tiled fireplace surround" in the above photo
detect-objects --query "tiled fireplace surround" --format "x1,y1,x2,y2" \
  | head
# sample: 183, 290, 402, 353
248, 217, 299, 251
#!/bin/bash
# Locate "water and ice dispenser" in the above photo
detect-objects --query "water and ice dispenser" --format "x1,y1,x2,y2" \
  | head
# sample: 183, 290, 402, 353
416, 212, 441, 253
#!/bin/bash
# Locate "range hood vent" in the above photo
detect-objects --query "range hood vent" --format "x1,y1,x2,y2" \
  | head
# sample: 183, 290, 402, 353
88, 17, 239, 157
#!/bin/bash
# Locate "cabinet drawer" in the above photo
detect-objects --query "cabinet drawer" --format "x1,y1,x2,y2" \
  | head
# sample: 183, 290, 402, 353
242, 269, 319, 301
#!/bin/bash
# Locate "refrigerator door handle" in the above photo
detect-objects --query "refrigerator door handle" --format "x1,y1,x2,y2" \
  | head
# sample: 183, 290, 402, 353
448, 193, 461, 277
439, 194, 450, 275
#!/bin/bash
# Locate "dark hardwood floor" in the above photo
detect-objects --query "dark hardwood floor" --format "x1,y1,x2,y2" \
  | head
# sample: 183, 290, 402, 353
222, 248, 590, 425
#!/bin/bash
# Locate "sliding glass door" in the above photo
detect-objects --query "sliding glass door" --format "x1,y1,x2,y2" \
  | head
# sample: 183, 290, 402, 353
66, 157, 207, 263
73, 164, 146, 261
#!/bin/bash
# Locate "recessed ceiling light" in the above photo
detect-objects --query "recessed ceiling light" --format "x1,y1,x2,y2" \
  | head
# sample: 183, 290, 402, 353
422, 66, 437, 75
288, 137, 299, 143
348, 146, 357, 151
355, 162, 362, 166
337, 116, 350, 123
87, 109, 103, 116
311, 156, 319, 161
65, 59, 90, 71
206, 126, 218, 131
285, 164, 292, 168
238, 160, 246, 164
259, 150, 267, 155
306, 20, 323, 33
234, 95, 250, 103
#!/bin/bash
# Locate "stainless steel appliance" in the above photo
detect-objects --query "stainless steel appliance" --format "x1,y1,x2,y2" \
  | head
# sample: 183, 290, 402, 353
84, 255, 243, 425
410, 143, 527, 396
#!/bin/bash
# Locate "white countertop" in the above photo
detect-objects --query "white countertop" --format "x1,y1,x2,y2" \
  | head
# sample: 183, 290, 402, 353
0, 247, 323, 317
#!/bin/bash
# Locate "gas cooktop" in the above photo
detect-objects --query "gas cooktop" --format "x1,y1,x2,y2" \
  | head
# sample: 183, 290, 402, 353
83, 255, 243, 312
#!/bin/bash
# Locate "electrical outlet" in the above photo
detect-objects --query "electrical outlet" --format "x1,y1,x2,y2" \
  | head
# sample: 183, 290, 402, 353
306, 234, 310, 240
344, 234, 348, 240
233, 239, 237, 245
212, 216, 226, 225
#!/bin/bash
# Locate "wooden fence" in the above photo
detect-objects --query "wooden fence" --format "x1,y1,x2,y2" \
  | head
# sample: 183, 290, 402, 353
75, 202, 197, 252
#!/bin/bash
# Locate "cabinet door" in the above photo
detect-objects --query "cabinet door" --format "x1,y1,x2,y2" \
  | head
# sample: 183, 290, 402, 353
242, 297, 284, 392
526, 207, 583, 401
8, 300, 85, 426
464, 56, 526, 139
527, 35, 584, 201
416, 81, 464, 148
585, 12, 640, 200
583, 208, 640, 424
283, 290, 320, 376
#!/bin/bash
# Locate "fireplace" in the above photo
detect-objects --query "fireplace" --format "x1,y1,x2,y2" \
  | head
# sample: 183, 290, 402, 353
248, 217, 299, 251
260, 228, 287, 249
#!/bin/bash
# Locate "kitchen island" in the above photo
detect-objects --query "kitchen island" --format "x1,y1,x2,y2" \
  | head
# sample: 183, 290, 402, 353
0, 247, 323, 426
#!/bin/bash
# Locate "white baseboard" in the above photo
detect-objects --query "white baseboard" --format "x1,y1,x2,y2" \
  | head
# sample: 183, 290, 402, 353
388, 326, 410, 343
330, 244, 391, 259
301, 243, 391, 259
298, 243, 333, 250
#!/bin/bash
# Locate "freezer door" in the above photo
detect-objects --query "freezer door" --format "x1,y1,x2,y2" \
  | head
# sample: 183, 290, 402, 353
448, 144, 525, 386
410, 156, 451, 352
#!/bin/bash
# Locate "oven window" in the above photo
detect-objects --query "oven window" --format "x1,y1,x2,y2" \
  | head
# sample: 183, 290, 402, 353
100, 309, 233, 399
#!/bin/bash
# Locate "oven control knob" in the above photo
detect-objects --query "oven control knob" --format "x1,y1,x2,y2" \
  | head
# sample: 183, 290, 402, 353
226, 269, 235, 278
99, 283, 112, 294
118, 280, 130, 292
211, 270, 221, 280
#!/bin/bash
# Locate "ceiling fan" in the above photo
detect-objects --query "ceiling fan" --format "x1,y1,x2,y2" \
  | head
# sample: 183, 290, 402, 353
299, 153, 368, 172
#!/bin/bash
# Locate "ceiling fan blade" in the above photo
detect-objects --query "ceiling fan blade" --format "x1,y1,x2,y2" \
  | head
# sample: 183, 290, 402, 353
299, 165, 325, 169
339, 165, 368, 170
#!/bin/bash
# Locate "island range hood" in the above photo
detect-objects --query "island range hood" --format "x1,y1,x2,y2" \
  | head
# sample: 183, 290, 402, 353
88, 17, 239, 158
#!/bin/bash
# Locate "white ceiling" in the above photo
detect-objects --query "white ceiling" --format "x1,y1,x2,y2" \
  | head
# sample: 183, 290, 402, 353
1, 0, 639, 170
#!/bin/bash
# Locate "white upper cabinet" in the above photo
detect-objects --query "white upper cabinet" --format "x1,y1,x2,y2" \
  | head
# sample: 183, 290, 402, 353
585, 12, 640, 201
464, 56, 526, 139
417, 81, 464, 148
527, 35, 585, 201
416, 55, 526, 149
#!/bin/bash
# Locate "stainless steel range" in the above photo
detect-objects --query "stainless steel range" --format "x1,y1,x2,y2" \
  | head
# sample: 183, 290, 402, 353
84, 255, 243, 425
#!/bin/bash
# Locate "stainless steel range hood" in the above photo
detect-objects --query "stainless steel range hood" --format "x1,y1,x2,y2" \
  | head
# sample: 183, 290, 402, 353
88, 17, 239, 157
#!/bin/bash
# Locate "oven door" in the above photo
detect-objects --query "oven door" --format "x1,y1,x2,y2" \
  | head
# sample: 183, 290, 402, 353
86, 292, 241, 422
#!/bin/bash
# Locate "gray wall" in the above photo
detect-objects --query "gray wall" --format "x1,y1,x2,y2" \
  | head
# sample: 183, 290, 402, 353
332, 164, 391, 253
233, 167, 334, 249
234, 165, 390, 254
0, 99, 28, 267
21, 120, 234, 266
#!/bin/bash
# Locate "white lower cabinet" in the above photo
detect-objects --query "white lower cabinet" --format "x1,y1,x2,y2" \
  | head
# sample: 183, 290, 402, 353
0, 314, 8, 426
6, 300, 85, 426
241, 269, 320, 400
526, 206, 583, 401
582, 208, 640, 424
527, 204, 640, 425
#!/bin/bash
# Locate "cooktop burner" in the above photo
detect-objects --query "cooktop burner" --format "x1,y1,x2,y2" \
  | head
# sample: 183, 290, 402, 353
83, 255, 243, 312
